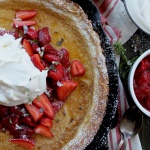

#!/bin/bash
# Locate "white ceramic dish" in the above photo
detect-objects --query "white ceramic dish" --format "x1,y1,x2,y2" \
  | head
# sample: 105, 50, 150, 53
128, 49, 150, 117
124, 0, 150, 35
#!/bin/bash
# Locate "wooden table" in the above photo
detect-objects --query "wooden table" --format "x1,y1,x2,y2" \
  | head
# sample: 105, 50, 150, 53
122, 29, 150, 150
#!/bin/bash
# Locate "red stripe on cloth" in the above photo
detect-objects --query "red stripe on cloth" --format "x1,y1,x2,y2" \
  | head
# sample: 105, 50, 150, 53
101, 15, 109, 25
109, 131, 114, 150
104, 25, 121, 44
111, 26, 122, 38
128, 139, 132, 150
105, 0, 119, 18
99, 0, 112, 14
115, 127, 121, 146
104, 26, 113, 45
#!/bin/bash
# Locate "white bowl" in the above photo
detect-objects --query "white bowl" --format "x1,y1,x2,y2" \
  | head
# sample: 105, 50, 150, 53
128, 49, 150, 117
124, 0, 150, 35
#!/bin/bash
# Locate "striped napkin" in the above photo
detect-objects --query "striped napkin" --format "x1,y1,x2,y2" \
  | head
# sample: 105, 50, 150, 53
93, 0, 142, 150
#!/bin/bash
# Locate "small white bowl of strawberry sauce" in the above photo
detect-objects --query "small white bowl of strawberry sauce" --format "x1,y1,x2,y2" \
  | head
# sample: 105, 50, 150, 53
128, 49, 150, 117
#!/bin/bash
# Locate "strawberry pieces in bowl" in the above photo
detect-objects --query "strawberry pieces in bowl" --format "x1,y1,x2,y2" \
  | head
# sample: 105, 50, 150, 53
0, 9, 86, 150
128, 49, 150, 117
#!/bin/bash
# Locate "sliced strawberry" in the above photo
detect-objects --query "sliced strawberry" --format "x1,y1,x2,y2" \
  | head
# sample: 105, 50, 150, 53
57, 80, 78, 101
71, 60, 85, 77
41, 59, 50, 68
40, 118, 53, 128
44, 54, 61, 63
34, 124, 53, 138
22, 39, 34, 56
51, 100, 64, 113
48, 63, 64, 81
38, 93, 55, 119
24, 104, 43, 122
31, 42, 39, 53
9, 138, 35, 150
13, 20, 37, 28
33, 93, 55, 119
26, 28, 38, 40
32, 98, 52, 119
21, 116, 36, 127
58, 48, 70, 68
32, 96, 44, 108
38, 27, 51, 46
44, 44, 58, 55
31, 54, 45, 71
16, 10, 37, 20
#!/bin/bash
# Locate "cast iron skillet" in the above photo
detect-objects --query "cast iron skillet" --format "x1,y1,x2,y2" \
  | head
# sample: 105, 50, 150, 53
72, 0, 118, 149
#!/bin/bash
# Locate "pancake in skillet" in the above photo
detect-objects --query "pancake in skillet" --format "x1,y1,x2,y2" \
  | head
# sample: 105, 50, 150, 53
0, 0, 109, 149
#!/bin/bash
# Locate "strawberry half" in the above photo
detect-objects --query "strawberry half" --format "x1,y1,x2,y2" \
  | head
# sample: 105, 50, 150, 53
40, 118, 53, 128
48, 63, 64, 81
13, 20, 37, 28
31, 54, 45, 71
44, 54, 61, 63
16, 10, 37, 20
9, 138, 35, 150
44, 44, 58, 55
57, 80, 78, 101
33, 93, 55, 119
26, 28, 38, 40
71, 60, 85, 77
32, 96, 44, 108
41, 59, 50, 68
38, 27, 51, 46
34, 124, 53, 138
58, 48, 70, 68
25, 104, 43, 122
22, 39, 34, 56
31, 43, 39, 53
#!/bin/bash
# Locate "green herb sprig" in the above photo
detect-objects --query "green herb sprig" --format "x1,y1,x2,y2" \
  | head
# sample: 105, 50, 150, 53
113, 41, 142, 79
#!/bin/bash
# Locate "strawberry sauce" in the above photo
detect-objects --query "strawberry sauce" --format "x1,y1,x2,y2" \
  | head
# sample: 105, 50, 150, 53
134, 54, 150, 111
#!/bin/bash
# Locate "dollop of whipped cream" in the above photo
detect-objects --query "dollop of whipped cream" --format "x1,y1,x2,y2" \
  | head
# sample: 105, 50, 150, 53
126, 0, 150, 34
0, 34, 47, 106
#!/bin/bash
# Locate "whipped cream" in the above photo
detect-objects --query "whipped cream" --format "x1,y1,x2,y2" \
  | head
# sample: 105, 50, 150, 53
125, 0, 150, 34
0, 34, 47, 106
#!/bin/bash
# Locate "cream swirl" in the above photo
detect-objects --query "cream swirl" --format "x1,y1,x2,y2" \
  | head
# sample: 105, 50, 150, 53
0, 34, 47, 106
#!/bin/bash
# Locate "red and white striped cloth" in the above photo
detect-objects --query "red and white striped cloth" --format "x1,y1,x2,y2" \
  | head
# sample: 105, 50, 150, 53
93, 0, 142, 150
93, 0, 137, 45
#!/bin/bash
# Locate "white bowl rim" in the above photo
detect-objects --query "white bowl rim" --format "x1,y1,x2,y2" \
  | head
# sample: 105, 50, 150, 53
128, 49, 150, 116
